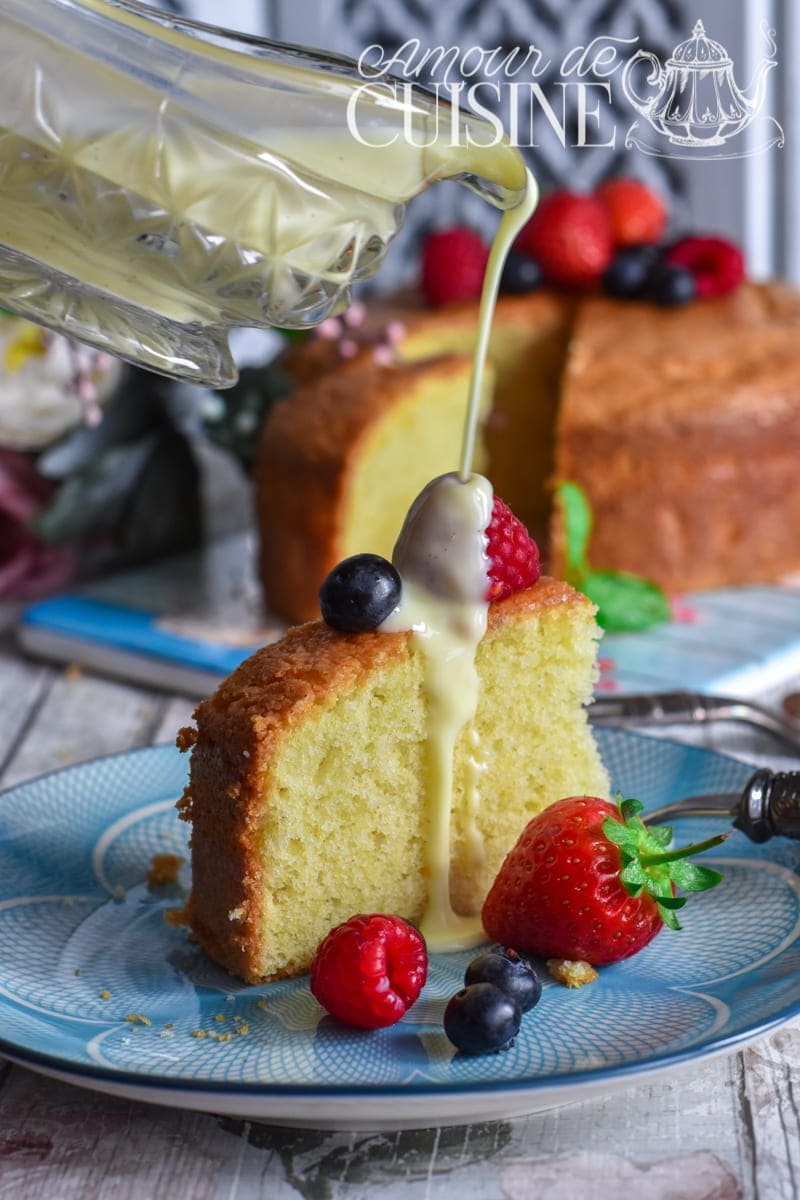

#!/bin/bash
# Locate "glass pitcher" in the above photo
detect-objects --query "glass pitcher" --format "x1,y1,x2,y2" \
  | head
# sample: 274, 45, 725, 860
0, 0, 528, 386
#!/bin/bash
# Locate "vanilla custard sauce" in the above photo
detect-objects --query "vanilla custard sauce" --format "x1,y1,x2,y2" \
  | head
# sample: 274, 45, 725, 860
0, 0, 540, 949
0, 0, 529, 381
382, 169, 538, 950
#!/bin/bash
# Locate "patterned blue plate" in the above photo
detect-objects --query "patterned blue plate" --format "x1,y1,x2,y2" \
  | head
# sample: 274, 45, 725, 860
0, 730, 798, 1129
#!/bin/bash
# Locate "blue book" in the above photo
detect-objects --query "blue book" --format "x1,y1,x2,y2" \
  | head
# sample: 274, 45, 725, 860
18, 532, 800, 700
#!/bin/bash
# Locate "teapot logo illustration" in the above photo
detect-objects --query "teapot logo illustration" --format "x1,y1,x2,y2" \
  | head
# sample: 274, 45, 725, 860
622, 20, 784, 158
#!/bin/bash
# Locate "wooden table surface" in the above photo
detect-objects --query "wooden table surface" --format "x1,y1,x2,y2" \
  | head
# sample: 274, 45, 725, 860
0, 627, 797, 1200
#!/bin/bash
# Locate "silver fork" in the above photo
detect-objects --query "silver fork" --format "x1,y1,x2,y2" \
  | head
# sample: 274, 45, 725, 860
590, 689, 800, 756
645, 768, 800, 843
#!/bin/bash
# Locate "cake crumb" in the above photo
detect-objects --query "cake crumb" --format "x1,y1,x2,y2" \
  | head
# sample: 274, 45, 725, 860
125, 1013, 152, 1026
65, 662, 84, 680
100, 989, 111, 1000
191, 1029, 207, 1039
235, 1023, 249, 1036
214, 1013, 226, 1024
227, 906, 245, 921
176, 726, 197, 752
256, 999, 268, 1012
547, 959, 598, 988
147, 853, 184, 887
164, 907, 187, 928
217, 1033, 233, 1043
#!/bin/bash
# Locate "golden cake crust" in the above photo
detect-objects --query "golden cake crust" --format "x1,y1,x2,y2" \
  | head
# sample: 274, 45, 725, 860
554, 282, 800, 589
257, 354, 474, 622
178, 578, 592, 982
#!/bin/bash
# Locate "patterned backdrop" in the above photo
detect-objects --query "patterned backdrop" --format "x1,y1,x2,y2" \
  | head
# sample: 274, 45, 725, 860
148, 2, 785, 284
320, 0, 691, 286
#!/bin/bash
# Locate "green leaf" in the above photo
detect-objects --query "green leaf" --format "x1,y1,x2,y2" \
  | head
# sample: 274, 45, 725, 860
620, 797, 644, 822
580, 570, 672, 633
653, 894, 687, 910
602, 817, 638, 849
670, 861, 724, 893
554, 480, 593, 578
647, 824, 673, 848
658, 905, 683, 931
620, 861, 646, 892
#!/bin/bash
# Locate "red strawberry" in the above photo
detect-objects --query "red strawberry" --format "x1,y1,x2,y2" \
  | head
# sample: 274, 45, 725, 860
596, 178, 668, 247
421, 227, 489, 307
482, 795, 726, 965
485, 495, 541, 601
664, 236, 745, 298
517, 191, 613, 288
310, 913, 427, 1029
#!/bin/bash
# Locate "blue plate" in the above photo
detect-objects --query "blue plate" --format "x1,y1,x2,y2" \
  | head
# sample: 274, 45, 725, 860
0, 730, 798, 1129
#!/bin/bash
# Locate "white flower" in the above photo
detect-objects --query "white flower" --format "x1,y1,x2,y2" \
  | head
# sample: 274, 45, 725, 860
0, 318, 122, 449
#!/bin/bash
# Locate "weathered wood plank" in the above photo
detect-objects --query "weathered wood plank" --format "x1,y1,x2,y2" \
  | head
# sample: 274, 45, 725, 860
0, 670, 165, 789
0, 647, 53, 776
739, 1022, 800, 1200
0, 1046, 759, 1199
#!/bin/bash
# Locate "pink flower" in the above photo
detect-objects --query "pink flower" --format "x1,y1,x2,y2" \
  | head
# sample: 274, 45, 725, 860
0, 448, 76, 599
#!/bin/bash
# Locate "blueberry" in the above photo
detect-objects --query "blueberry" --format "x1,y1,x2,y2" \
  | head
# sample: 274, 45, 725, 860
603, 244, 661, 300
443, 983, 521, 1055
646, 262, 697, 307
319, 554, 401, 632
500, 251, 543, 294
465, 947, 542, 1013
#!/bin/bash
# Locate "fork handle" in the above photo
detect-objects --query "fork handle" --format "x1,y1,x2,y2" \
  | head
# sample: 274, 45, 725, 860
736, 770, 800, 842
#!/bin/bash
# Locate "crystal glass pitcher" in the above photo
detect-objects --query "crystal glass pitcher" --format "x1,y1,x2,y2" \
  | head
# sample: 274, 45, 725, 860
0, 0, 527, 385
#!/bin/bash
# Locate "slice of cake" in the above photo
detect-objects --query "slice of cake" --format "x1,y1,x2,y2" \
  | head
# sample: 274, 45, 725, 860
180, 470, 607, 984
177, 578, 606, 983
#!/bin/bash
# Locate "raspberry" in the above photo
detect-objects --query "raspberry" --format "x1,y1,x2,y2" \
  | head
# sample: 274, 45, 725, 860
664, 236, 745, 298
595, 178, 668, 247
421, 227, 489, 307
310, 914, 428, 1029
485, 495, 541, 601
516, 191, 613, 288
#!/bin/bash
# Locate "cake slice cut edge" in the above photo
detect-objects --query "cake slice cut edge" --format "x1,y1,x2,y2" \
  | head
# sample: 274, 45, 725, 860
177, 578, 609, 984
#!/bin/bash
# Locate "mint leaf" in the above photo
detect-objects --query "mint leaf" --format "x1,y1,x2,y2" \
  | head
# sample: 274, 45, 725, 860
555, 480, 593, 577
580, 570, 671, 633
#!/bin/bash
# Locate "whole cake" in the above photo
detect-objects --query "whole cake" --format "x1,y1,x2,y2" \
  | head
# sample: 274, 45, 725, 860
256, 283, 800, 624
178, 475, 608, 983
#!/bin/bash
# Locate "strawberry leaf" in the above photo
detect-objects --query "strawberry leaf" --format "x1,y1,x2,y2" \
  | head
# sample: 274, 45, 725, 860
620, 861, 647, 894
670, 861, 724, 893
620, 797, 645, 822
658, 904, 683, 931
602, 795, 726, 935
602, 817, 638, 849
655, 894, 688, 910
